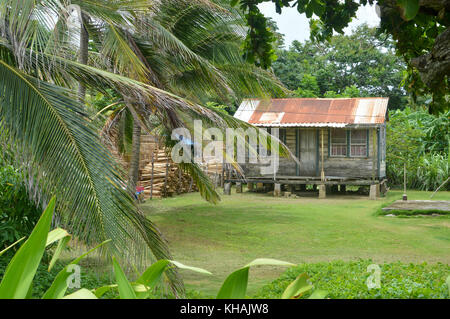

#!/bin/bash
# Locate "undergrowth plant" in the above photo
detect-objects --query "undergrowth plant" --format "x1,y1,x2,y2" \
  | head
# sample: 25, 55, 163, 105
0, 165, 42, 250
0, 198, 325, 299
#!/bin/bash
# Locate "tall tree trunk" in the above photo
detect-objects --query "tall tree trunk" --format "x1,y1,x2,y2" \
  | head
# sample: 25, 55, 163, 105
77, 12, 89, 102
127, 111, 141, 194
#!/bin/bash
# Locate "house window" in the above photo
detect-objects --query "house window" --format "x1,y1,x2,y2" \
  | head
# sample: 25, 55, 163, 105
330, 129, 347, 157
350, 130, 368, 157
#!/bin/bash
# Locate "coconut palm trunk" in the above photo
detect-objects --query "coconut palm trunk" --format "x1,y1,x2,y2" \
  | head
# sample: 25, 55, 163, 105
128, 111, 141, 194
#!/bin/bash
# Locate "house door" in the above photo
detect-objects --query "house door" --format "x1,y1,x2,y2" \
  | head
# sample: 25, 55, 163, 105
297, 129, 317, 176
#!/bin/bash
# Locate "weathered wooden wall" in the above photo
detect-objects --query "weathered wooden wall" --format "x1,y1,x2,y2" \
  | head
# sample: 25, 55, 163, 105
240, 126, 386, 180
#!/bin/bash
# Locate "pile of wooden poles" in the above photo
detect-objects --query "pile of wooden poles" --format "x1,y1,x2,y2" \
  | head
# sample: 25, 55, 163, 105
139, 148, 198, 199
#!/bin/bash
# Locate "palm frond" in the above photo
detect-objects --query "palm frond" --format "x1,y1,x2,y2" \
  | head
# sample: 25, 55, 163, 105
0, 60, 184, 295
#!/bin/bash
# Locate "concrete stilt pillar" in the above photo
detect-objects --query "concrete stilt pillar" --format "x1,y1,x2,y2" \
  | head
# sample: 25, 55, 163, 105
369, 184, 380, 200
312, 184, 317, 191
274, 183, 281, 197
248, 182, 254, 192
236, 182, 242, 193
224, 182, 231, 195
319, 184, 326, 199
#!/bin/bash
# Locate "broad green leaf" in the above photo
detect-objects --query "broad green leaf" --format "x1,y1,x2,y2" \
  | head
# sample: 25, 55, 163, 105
282, 273, 312, 299
42, 240, 111, 299
93, 284, 118, 298
305, 4, 314, 18
216, 267, 249, 299
310, 0, 325, 16
0, 197, 56, 299
137, 259, 171, 287
63, 288, 97, 299
217, 258, 294, 299
112, 257, 137, 299
92, 283, 150, 299
398, 0, 420, 20
25, 282, 33, 299
46, 228, 70, 247
244, 258, 295, 268
170, 260, 212, 275
132, 284, 149, 293
0, 237, 25, 257
308, 289, 328, 299
48, 234, 71, 271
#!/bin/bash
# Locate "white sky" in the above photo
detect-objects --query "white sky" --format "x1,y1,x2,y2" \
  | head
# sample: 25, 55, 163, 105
259, 3, 380, 48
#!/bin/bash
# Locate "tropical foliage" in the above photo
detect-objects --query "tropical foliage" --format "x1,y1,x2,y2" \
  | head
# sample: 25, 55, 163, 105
0, 165, 42, 250
386, 108, 449, 190
0, 200, 325, 299
272, 25, 408, 110
231, 0, 450, 114
255, 260, 450, 299
0, 0, 448, 301
94, 0, 286, 195
0, 0, 288, 296
0, 0, 180, 287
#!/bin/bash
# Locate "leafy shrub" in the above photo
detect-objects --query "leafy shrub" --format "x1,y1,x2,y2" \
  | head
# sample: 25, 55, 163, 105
254, 260, 450, 299
0, 165, 42, 250
386, 108, 449, 191
416, 153, 449, 191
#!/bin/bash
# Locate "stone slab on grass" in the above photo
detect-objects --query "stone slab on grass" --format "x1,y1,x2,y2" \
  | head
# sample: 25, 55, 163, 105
382, 200, 450, 212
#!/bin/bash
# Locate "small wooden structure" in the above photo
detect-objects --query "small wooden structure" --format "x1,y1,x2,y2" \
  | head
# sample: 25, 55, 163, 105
228, 97, 389, 199
136, 135, 223, 199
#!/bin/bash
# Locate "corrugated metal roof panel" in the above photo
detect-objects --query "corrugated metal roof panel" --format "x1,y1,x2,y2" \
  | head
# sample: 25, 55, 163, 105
254, 122, 347, 128
234, 98, 388, 127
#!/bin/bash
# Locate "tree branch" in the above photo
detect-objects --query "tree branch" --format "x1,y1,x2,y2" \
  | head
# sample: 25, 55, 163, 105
411, 26, 450, 91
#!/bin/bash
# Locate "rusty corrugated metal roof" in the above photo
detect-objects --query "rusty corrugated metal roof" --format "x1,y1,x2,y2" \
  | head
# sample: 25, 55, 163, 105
234, 98, 388, 127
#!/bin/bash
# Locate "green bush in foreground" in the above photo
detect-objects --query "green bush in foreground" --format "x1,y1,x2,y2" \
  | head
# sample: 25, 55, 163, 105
254, 260, 449, 299
0, 165, 42, 250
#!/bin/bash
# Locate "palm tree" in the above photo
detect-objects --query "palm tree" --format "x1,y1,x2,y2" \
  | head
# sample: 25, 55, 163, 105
94, 0, 286, 197
0, 0, 287, 296
0, 0, 197, 295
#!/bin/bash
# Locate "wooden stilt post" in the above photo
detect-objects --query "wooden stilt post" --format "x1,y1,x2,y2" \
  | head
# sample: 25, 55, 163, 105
178, 167, 182, 194
321, 129, 325, 182
150, 151, 154, 199
221, 158, 225, 188
372, 129, 377, 181
164, 156, 169, 197
403, 162, 407, 200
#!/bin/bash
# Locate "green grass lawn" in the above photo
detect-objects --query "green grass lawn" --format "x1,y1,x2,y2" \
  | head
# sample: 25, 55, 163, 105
141, 189, 450, 297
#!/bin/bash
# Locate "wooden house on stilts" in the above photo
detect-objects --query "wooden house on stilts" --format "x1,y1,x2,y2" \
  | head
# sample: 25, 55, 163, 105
229, 97, 389, 199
